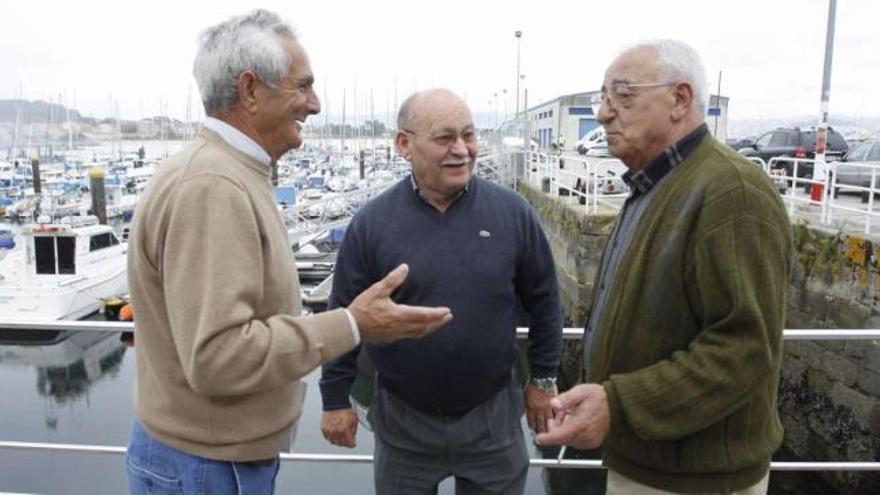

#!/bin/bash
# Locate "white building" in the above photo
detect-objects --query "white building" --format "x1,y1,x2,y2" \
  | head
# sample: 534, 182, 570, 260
526, 91, 729, 150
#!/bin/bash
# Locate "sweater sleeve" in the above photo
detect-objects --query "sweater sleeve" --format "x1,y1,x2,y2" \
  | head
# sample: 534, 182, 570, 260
606, 187, 789, 441
516, 206, 563, 379
320, 216, 370, 411
162, 174, 355, 397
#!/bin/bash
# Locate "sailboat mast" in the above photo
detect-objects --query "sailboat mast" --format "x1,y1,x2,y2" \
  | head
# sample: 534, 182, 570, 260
66, 90, 73, 151
340, 88, 346, 165
12, 85, 22, 161
322, 79, 328, 151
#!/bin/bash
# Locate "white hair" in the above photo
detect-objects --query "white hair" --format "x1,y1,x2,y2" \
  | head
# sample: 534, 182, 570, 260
193, 9, 297, 115
624, 39, 709, 117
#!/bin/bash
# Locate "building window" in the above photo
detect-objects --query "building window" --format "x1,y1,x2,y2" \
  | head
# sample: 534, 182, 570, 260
569, 107, 593, 115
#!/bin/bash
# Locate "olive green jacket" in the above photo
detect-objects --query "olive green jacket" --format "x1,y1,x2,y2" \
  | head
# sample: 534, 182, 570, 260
589, 135, 792, 492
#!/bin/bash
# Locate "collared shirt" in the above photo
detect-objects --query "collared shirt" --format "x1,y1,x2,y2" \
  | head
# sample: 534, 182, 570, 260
203, 117, 360, 345
583, 124, 709, 374
203, 117, 272, 167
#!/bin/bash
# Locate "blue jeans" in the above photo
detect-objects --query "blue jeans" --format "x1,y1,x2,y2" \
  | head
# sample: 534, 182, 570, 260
126, 418, 280, 494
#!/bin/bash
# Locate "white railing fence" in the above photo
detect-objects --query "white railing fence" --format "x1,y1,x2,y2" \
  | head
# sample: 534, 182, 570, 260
513, 149, 880, 235
0, 321, 878, 472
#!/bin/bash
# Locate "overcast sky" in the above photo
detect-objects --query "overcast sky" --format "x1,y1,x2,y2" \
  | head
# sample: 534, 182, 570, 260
2, 0, 878, 125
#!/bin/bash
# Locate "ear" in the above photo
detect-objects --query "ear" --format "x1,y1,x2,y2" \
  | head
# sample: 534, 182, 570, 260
669, 81, 694, 121
236, 71, 261, 115
395, 130, 412, 160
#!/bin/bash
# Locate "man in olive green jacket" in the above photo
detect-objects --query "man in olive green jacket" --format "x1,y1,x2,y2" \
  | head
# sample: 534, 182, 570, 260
537, 40, 791, 495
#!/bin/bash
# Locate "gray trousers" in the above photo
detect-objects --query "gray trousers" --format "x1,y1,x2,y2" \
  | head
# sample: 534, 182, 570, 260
368, 381, 529, 495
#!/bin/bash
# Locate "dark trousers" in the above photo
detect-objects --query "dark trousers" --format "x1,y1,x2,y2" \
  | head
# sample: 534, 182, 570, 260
369, 381, 528, 495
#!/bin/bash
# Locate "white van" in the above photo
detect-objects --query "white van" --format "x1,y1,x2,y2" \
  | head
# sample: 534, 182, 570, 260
576, 127, 607, 155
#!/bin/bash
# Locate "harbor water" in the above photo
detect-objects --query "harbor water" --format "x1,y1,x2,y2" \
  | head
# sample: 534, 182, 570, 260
0, 328, 555, 494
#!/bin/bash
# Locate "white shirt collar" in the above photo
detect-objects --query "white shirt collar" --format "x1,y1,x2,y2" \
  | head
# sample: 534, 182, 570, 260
204, 117, 272, 166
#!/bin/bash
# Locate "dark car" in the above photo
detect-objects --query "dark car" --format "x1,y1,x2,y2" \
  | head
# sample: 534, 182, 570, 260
726, 137, 755, 150
829, 140, 880, 202
738, 126, 849, 177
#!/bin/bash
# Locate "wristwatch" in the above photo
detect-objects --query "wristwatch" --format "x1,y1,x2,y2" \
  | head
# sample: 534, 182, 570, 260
529, 376, 557, 391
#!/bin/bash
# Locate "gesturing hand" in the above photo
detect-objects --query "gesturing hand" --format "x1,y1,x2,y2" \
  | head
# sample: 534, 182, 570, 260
348, 263, 453, 342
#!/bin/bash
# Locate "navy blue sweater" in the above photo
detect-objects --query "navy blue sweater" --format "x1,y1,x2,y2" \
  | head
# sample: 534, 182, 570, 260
319, 176, 562, 414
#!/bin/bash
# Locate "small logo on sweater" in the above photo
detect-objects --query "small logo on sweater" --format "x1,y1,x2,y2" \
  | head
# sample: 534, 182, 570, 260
479, 230, 491, 238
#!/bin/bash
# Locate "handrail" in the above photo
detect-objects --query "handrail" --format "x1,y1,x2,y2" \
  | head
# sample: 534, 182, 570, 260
2, 320, 879, 340
1, 322, 879, 472
0, 441, 877, 471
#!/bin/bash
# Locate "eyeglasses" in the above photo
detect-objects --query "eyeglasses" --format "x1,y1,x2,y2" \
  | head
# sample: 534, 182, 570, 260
401, 129, 478, 148
590, 80, 678, 111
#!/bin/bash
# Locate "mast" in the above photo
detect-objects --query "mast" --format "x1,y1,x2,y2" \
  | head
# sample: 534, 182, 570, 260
44, 96, 52, 159
353, 79, 358, 143
322, 82, 329, 151
340, 88, 346, 166
12, 85, 22, 161
66, 90, 73, 151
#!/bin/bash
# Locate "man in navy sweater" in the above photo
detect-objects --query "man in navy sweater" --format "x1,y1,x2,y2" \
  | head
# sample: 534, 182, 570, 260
319, 88, 562, 494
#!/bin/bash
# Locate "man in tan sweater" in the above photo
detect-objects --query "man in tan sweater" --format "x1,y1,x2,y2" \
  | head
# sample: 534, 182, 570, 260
125, 10, 452, 494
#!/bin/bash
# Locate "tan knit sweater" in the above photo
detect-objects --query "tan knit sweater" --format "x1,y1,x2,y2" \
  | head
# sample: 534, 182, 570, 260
128, 129, 355, 461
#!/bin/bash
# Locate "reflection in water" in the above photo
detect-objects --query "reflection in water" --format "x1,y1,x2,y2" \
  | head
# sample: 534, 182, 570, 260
0, 329, 127, 429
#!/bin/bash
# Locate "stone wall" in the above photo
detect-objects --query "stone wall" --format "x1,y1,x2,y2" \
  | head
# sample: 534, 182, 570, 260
518, 182, 880, 493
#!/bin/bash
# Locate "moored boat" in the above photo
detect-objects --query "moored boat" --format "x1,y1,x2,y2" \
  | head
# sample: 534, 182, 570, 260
0, 215, 127, 321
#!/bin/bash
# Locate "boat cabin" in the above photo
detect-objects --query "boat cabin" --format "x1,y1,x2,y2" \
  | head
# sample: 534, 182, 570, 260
23, 216, 121, 276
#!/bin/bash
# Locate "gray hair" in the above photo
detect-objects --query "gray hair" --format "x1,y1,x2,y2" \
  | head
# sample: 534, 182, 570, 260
625, 39, 709, 117
193, 9, 297, 115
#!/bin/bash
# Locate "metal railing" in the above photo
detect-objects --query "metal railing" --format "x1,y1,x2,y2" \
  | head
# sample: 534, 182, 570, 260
514, 150, 880, 236
0, 440, 878, 471
736, 156, 880, 235
520, 152, 628, 214
1, 321, 878, 472
825, 160, 880, 232
4, 320, 880, 340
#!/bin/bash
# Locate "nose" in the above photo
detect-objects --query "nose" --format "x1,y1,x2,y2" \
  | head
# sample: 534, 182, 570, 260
307, 88, 321, 115
449, 135, 469, 156
596, 99, 614, 126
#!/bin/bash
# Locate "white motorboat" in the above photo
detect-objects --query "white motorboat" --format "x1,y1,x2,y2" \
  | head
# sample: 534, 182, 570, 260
0, 216, 127, 321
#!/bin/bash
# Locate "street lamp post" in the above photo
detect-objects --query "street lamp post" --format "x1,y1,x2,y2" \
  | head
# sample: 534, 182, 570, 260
515, 30, 522, 118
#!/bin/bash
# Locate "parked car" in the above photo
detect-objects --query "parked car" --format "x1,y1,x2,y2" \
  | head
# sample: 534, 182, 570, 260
576, 127, 606, 155
726, 137, 755, 150
585, 143, 612, 158
828, 140, 880, 202
738, 126, 849, 178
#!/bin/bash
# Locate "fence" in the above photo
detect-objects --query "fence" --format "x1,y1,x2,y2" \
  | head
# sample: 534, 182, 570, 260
508, 145, 880, 235
0, 320, 877, 472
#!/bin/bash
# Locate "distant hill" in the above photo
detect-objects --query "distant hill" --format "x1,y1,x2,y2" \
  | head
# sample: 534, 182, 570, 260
0, 99, 83, 123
